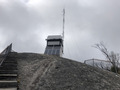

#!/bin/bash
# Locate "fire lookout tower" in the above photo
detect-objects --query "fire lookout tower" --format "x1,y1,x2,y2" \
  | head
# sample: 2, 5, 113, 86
44, 35, 63, 57
44, 9, 65, 57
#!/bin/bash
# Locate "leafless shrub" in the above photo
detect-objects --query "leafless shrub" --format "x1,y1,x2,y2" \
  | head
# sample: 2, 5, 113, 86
93, 42, 120, 73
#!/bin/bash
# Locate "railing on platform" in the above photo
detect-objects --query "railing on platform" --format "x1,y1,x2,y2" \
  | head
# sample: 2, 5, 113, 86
84, 59, 112, 70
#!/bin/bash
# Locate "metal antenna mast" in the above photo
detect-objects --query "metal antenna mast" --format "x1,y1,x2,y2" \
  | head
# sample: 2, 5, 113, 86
62, 8, 65, 39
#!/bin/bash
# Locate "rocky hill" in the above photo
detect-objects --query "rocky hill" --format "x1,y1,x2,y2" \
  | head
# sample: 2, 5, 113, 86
6, 52, 120, 90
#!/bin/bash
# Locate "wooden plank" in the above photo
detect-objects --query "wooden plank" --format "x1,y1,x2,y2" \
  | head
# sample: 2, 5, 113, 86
0, 76, 17, 80
0, 67, 17, 70
0, 88, 17, 90
0, 70, 17, 74
0, 82, 17, 88
0, 74, 17, 76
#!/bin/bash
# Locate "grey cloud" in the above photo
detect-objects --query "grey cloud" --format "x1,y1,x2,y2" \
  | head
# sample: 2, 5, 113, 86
1, 0, 120, 62
0, 0, 42, 52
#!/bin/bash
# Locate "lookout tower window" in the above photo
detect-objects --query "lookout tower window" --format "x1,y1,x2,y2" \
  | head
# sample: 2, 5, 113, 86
48, 41, 60, 45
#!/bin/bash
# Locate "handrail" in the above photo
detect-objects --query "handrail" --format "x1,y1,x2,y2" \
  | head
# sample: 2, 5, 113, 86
0, 43, 12, 66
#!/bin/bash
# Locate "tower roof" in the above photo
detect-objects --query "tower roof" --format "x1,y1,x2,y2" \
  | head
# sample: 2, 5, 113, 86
46, 35, 63, 40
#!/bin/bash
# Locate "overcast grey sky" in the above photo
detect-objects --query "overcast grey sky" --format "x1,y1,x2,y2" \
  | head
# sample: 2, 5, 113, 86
0, 0, 120, 62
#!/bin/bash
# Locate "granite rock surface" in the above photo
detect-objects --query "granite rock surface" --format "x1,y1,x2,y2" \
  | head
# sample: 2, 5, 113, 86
7, 52, 120, 90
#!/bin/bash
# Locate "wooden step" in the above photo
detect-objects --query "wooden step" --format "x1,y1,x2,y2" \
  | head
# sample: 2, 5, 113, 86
0, 81, 17, 88
5, 59, 16, 61
0, 74, 17, 77
0, 64, 17, 68
1, 63, 17, 66
2, 59, 16, 61
3, 61, 17, 63
0, 67, 17, 70
0, 88, 17, 90
0, 76, 17, 80
0, 80, 17, 83
0, 65, 17, 68
0, 70, 17, 74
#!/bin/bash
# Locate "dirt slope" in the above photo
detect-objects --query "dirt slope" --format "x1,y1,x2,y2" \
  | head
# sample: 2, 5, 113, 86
7, 52, 120, 90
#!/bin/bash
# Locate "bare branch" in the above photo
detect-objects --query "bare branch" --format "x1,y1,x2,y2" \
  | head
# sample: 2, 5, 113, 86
93, 42, 120, 73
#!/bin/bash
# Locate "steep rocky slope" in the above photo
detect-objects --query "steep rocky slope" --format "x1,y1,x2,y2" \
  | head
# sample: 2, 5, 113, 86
7, 52, 120, 90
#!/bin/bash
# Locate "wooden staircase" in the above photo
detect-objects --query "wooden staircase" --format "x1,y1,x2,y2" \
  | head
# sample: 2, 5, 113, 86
0, 55, 18, 90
